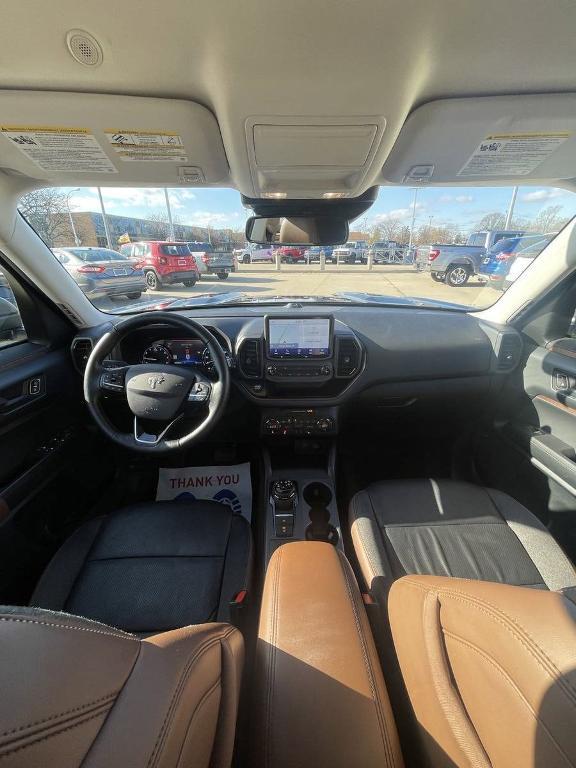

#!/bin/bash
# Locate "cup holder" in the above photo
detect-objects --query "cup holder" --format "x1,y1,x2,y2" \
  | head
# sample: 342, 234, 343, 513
304, 482, 339, 546
303, 482, 333, 507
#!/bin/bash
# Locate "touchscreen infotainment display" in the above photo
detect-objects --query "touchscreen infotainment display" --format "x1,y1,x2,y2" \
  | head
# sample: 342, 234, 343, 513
268, 318, 331, 358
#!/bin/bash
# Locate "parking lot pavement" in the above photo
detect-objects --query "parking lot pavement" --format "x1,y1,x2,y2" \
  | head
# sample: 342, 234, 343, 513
97, 265, 501, 311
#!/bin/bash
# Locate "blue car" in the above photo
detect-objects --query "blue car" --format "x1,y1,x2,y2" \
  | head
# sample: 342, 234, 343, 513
304, 246, 335, 263
479, 234, 545, 289
53, 247, 147, 301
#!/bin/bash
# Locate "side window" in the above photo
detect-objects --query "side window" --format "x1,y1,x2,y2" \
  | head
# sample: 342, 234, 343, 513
0, 271, 26, 351
134, 244, 146, 257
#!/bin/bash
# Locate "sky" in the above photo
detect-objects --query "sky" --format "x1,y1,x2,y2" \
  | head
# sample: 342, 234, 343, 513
63, 185, 576, 234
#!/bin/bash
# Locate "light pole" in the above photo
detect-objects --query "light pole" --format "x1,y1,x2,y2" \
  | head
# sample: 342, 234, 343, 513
504, 186, 518, 229
164, 188, 175, 241
408, 187, 419, 248
97, 187, 112, 249
66, 188, 81, 246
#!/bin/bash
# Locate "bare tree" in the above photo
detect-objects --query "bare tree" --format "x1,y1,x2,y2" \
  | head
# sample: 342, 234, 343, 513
145, 211, 171, 239
376, 216, 403, 242
19, 188, 75, 247
528, 205, 568, 234
397, 225, 411, 244
477, 212, 506, 230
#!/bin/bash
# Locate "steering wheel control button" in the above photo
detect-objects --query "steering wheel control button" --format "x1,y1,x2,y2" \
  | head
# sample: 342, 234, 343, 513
100, 370, 126, 391
188, 381, 211, 402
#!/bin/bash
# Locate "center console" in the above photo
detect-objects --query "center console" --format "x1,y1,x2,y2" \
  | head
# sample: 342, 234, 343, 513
263, 443, 341, 563
253, 541, 403, 768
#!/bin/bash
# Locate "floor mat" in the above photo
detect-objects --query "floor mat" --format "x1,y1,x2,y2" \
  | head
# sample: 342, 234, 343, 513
156, 462, 252, 521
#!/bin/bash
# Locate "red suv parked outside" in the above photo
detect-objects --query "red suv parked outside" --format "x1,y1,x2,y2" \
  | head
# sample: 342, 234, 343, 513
120, 241, 199, 291
276, 246, 306, 264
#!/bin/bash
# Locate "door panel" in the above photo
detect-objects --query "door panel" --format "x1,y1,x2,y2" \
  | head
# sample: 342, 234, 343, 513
0, 339, 115, 604
520, 345, 576, 496
474, 338, 576, 560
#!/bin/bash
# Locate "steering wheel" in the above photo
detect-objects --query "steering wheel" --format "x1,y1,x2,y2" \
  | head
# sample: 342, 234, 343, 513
84, 312, 231, 453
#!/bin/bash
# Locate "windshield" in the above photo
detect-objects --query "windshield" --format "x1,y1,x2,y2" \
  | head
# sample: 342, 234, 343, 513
18, 185, 576, 313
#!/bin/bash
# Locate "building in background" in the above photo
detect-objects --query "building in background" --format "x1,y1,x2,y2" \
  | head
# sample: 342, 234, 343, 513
52, 211, 244, 250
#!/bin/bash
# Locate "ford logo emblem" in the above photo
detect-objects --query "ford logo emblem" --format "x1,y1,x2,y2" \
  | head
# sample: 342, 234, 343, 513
147, 374, 166, 390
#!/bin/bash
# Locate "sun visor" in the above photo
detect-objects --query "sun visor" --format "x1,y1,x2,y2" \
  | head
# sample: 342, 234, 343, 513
0, 91, 229, 186
381, 94, 576, 185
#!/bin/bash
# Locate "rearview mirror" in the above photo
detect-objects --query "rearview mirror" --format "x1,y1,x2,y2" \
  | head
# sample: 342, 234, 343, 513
246, 215, 349, 246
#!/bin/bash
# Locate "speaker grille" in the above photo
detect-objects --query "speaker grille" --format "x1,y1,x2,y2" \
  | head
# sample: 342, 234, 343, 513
66, 31, 103, 67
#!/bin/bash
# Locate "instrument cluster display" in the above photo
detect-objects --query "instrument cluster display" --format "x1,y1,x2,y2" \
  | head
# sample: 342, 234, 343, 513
142, 339, 210, 368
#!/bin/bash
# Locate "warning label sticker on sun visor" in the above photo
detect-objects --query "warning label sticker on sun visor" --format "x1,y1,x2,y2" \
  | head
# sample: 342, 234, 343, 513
105, 130, 188, 162
0, 126, 117, 173
457, 132, 571, 177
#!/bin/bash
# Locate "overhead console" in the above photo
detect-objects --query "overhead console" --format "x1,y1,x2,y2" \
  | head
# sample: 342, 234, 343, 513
245, 114, 387, 198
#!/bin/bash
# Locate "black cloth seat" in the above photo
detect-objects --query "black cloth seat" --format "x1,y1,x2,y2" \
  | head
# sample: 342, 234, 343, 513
350, 478, 576, 600
30, 500, 252, 635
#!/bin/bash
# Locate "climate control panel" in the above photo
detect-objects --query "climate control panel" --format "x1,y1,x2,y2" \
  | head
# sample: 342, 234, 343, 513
262, 408, 337, 436
265, 363, 332, 379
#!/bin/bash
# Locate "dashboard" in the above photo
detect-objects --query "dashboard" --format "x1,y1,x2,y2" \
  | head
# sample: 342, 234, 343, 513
73, 305, 523, 438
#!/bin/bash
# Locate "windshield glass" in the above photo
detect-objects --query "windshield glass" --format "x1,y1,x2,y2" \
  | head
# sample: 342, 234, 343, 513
18, 185, 576, 313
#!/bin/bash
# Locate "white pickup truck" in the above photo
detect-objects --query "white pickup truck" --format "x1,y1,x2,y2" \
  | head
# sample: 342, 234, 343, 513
332, 240, 369, 264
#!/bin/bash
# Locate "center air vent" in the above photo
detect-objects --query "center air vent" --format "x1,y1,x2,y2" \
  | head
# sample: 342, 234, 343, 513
336, 336, 362, 377
71, 337, 93, 373
496, 333, 522, 371
238, 338, 262, 378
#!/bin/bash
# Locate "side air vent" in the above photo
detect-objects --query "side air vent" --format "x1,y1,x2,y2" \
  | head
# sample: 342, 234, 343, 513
496, 333, 522, 371
238, 338, 262, 378
336, 336, 362, 377
71, 337, 93, 373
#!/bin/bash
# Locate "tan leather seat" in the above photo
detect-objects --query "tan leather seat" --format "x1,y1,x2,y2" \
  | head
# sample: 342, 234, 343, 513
0, 605, 243, 768
388, 575, 576, 768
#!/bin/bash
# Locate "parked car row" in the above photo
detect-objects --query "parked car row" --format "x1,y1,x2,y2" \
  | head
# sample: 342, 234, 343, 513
415, 229, 554, 289
50, 240, 239, 300
234, 241, 412, 265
